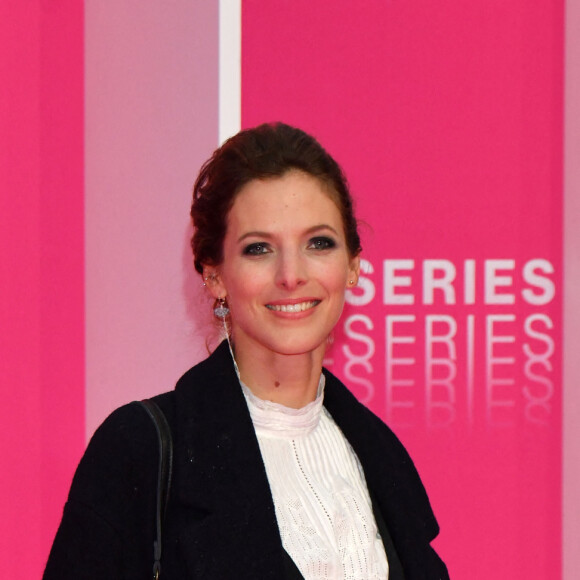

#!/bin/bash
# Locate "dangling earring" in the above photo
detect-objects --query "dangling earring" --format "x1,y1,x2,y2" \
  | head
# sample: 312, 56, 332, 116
213, 297, 230, 318
213, 297, 240, 379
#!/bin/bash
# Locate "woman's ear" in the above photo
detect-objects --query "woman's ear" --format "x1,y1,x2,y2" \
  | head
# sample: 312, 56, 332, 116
202, 267, 227, 299
347, 256, 361, 287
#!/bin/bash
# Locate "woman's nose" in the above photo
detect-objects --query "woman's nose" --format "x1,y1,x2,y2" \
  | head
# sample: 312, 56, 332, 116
275, 251, 307, 290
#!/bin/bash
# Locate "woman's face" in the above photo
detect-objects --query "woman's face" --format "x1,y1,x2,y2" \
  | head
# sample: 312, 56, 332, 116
206, 170, 359, 361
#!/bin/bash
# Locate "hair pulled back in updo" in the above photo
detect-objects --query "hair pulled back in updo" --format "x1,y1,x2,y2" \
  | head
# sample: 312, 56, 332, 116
190, 122, 361, 274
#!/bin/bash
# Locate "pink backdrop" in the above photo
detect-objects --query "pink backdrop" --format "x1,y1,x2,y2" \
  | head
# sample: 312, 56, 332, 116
0, 2, 84, 578
1, 1, 578, 578
563, 0, 580, 576
242, 2, 563, 577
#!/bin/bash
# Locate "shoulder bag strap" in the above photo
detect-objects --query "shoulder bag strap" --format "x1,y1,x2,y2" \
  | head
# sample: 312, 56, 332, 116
136, 399, 174, 580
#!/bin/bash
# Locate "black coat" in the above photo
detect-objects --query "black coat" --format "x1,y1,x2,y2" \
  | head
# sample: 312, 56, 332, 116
44, 342, 449, 579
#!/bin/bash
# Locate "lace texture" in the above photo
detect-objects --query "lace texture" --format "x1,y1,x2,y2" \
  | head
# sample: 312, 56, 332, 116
241, 378, 389, 580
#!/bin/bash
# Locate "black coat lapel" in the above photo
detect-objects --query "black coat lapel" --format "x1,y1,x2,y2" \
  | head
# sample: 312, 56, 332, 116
370, 490, 406, 580
167, 342, 289, 579
322, 368, 442, 579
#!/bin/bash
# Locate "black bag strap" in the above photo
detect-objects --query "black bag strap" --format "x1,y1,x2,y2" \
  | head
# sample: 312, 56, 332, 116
136, 399, 174, 580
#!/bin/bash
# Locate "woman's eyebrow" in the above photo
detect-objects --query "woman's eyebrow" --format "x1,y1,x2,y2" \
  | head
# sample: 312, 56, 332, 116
304, 224, 340, 236
237, 224, 339, 244
236, 231, 273, 243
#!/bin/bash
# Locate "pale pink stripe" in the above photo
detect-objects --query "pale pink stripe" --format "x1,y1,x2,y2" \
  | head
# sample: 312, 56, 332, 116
563, 0, 580, 577
84, 2, 220, 437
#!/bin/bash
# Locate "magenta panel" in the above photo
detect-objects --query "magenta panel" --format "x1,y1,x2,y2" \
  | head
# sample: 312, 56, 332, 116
0, 2, 85, 577
242, 2, 563, 578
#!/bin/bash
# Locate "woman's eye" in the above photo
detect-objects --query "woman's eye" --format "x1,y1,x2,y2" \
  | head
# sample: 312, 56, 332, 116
308, 236, 336, 250
242, 242, 270, 256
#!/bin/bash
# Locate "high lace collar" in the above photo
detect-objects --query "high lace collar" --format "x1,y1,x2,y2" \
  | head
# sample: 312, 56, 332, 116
240, 375, 326, 438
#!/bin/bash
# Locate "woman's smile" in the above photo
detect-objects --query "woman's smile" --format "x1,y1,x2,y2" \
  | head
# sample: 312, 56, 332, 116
265, 299, 320, 313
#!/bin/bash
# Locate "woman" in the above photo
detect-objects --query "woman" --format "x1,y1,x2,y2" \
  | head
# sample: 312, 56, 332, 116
44, 123, 449, 579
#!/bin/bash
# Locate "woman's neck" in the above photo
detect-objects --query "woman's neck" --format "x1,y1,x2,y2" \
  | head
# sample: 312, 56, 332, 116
232, 342, 326, 409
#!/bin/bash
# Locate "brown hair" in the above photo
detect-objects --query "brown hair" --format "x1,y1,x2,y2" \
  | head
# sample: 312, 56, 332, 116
190, 122, 361, 274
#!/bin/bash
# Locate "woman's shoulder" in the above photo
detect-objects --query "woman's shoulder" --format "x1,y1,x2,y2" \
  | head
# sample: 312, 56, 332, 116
321, 367, 397, 438
45, 395, 178, 578
322, 366, 441, 543
68, 393, 175, 505
80, 341, 234, 475
92, 389, 176, 444
74, 342, 233, 487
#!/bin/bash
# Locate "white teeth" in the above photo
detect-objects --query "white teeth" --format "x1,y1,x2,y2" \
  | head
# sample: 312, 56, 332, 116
267, 301, 318, 313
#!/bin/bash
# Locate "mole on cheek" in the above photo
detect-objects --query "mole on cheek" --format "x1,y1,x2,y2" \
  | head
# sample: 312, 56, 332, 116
275, 381, 280, 388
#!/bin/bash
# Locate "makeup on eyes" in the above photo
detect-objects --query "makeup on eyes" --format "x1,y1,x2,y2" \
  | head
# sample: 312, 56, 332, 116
242, 236, 338, 257
242, 242, 270, 256
239, 225, 340, 257
307, 236, 337, 250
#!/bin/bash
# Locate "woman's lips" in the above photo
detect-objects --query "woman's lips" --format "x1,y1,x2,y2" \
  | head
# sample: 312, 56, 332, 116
265, 300, 320, 313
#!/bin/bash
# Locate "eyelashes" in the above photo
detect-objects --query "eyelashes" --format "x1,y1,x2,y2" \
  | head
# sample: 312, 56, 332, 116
242, 236, 337, 256
242, 242, 270, 256
307, 236, 336, 250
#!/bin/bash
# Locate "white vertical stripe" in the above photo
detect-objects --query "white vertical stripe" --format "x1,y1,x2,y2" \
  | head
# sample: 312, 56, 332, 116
564, 0, 580, 577
219, 0, 241, 144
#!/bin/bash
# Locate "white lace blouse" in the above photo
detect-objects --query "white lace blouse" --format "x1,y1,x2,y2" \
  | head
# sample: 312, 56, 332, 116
241, 376, 389, 580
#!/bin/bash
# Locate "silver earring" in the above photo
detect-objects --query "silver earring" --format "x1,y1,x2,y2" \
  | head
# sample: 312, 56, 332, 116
214, 297, 241, 379
213, 297, 230, 319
